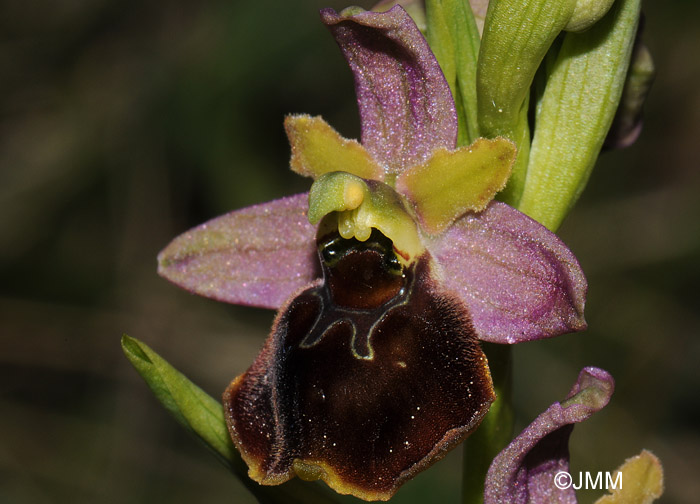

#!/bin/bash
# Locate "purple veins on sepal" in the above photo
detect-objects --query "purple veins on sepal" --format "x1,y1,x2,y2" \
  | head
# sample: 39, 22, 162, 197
321, 6, 457, 174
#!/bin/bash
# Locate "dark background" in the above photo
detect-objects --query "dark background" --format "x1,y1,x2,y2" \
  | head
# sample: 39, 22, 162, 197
1, 0, 697, 502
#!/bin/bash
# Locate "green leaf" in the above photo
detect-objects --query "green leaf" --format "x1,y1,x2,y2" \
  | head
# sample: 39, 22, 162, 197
121, 334, 238, 468
566, 0, 616, 32
517, 0, 641, 231
493, 95, 531, 208
121, 335, 341, 504
426, 0, 481, 143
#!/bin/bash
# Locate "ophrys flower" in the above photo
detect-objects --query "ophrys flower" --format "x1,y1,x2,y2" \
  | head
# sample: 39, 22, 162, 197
158, 6, 587, 500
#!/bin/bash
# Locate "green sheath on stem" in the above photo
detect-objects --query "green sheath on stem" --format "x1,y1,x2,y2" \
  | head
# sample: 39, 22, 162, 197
518, 0, 642, 231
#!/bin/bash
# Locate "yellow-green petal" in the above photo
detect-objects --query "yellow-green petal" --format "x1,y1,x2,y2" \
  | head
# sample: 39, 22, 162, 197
594, 450, 664, 504
285, 114, 383, 180
396, 137, 516, 235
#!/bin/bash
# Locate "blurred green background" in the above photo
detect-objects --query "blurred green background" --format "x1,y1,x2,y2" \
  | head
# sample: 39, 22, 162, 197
1, 0, 698, 502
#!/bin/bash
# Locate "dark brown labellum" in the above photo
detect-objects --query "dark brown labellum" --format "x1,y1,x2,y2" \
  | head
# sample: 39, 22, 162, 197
224, 229, 495, 501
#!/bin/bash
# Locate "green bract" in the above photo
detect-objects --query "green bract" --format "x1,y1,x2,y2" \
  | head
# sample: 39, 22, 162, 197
519, 0, 642, 230
121, 335, 340, 504
121, 335, 236, 467
423, 0, 646, 230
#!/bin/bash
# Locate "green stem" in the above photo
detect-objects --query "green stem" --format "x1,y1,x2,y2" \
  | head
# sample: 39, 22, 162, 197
461, 343, 514, 504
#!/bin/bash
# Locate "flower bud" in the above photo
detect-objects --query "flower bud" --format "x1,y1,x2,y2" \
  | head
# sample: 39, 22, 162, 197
565, 0, 616, 32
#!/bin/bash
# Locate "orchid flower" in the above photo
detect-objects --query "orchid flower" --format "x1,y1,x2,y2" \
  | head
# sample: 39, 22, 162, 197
485, 367, 664, 504
155, 6, 586, 501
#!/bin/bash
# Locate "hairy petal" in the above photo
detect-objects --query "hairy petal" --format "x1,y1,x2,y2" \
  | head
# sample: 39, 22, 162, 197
427, 201, 586, 344
321, 6, 457, 175
158, 194, 318, 309
285, 114, 384, 181
484, 367, 614, 504
225, 236, 494, 501
396, 137, 515, 235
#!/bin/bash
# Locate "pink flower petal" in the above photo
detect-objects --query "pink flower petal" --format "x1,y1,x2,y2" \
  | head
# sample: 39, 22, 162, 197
158, 193, 318, 309
485, 367, 614, 504
427, 202, 587, 343
321, 6, 457, 174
